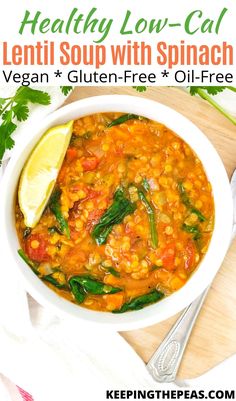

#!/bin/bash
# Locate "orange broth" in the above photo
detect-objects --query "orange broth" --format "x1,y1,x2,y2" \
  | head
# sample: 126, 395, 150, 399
15, 113, 214, 313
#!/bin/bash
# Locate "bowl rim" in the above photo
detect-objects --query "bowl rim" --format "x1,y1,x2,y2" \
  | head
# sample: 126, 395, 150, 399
0, 94, 233, 331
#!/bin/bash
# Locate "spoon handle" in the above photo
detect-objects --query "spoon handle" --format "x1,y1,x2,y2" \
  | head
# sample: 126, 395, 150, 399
146, 287, 209, 383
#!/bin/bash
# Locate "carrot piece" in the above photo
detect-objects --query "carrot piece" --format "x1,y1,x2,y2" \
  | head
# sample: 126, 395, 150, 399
103, 293, 124, 310
66, 147, 78, 161
170, 277, 185, 290
82, 156, 99, 171
104, 274, 119, 286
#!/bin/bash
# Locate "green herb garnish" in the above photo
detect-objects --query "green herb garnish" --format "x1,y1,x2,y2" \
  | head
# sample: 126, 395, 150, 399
0, 87, 51, 164
0, 86, 72, 164
189, 87, 236, 126
112, 289, 164, 313
91, 188, 136, 245
60, 86, 73, 96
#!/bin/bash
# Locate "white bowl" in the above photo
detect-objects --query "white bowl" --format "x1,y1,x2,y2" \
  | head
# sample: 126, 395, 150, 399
0, 95, 233, 331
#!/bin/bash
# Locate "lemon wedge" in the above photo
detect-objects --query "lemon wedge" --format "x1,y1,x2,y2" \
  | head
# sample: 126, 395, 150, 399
18, 120, 74, 228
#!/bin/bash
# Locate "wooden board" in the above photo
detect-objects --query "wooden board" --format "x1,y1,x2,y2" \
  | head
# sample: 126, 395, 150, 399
65, 87, 236, 379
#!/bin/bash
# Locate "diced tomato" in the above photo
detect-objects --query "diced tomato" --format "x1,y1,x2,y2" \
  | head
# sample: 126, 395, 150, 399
87, 189, 101, 199
160, 244, 176, 270
70, 230, 81, 241
82, 156, 99, 171
68, 219, 76, 228
66, 147, 78, 161
86, 209, 105, 231
184, 240, 196, 270
25, 234, 49, 262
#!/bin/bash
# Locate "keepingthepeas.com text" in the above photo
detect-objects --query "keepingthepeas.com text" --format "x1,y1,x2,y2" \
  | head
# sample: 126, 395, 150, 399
106, 389, 235, 400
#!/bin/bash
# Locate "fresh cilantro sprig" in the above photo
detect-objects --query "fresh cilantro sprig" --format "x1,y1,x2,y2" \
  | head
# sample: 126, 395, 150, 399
0, 86, 73, 164
60, 86, 73, 96
189, 86, 236, 96
0, 87, 51, 163
132, 86, 147, 92
189, 86, 236, 125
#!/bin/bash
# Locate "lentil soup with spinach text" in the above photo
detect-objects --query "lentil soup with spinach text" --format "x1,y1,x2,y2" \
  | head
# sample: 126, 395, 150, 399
15, 113, 214, 313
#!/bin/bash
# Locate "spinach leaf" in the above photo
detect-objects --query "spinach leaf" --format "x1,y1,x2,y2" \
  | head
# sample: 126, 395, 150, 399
49, 189, 70, 239
42, 271, 68, 289
178, 182, 206, 222
48, 226, 63, 235
69, 278, 86, 304
70, 131, 92, 144
190, 207, 206, 222
91, 188, 136, 245
151, 265, 161, 271
107, 114, 139, 128
182, 223, 201, 240
142, 177, 150, 191
18, 249, 39, 275
138, 189, 158, 248
23, 227, 31, 239
112, 289, 164, 313
101, 262, 121, 277
69, 275, 122, 304
107, 267, 120, 278
81, 131, 92, 139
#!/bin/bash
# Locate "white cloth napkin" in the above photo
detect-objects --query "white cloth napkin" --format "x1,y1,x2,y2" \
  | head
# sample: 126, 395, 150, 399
212, 90, 236, 116
0, 87, 235, 401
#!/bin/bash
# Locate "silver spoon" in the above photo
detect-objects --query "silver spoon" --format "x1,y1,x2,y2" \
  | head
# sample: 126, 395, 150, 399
147, 169, 236, 383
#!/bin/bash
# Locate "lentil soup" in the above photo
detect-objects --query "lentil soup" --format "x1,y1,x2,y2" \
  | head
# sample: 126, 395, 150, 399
15, 113, 214, 313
